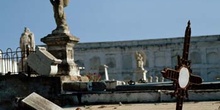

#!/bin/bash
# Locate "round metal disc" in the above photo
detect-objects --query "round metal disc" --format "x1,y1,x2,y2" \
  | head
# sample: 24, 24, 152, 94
178, 67, 190, 89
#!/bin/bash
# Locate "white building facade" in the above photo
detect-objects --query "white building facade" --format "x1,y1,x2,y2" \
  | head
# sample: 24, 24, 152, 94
74, 35, 220, 82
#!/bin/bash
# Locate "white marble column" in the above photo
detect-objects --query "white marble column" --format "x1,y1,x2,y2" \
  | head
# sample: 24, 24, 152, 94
104, 65, 109, 80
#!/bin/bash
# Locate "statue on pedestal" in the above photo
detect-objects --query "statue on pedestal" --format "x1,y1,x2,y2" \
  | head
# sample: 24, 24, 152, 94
41, 0, 79, 77
50, 0, 70, 34
134, 51, 147, 82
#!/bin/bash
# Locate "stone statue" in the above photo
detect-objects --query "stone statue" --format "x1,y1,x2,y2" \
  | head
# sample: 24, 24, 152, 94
19, 27, 35, 72
135, 51, 146, 71
20, 27, 35, 56
50, 0, 70, 34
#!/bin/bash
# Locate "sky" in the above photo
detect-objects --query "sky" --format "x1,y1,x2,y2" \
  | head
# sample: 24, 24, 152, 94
0, 1, 220, 51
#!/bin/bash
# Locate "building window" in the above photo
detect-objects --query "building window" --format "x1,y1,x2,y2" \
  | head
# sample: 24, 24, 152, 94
190, 52, 201, 64
106, 57, 116, 68
207, 52, 218, 64
89, 56, 100, 70
154, 51, 165, 67
122, 54, 132, 70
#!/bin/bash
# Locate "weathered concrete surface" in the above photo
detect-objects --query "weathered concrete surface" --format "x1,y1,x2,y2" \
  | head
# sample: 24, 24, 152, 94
81, 91, 160, 104
1, 75, 220, 108
105, 80, 126, 90
188, 90, 220, 101
0, 75, 61, 109
61, 82, 220, 105
116, 82, 220, 91
63, 82, 88, 91
63, 82, 106, 92
76, 89, 220, 104
63, 101, 220, 110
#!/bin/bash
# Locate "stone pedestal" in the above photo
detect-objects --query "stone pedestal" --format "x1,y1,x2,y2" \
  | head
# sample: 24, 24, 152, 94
134, 69, 147, 82
41, 33, 79, 76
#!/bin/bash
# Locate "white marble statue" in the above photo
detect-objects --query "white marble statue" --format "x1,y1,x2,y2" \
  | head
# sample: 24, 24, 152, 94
135, 51, 146, 71
19, 27, 35, 72
134, 51, 147, 81
20, 27, 35, 56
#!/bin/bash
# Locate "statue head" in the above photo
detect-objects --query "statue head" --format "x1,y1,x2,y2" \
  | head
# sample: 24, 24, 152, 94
24, 27, 30, 33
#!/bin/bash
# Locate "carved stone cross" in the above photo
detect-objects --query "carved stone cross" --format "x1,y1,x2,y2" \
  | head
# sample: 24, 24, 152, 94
161, 21, 202, 110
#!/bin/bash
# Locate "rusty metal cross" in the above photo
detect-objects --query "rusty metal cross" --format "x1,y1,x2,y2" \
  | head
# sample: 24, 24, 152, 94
161, 21, 202, 110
